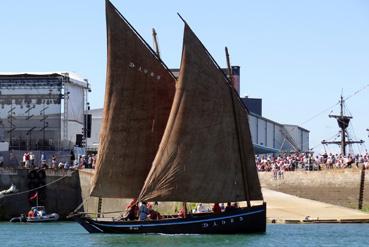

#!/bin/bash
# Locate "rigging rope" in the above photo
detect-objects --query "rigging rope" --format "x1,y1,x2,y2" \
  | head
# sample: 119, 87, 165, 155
0, 171, 75, 198
300, 83, 369, 126
292, 83, 369, 153
343, 104, 365, 154
344, 83, 369, 102
310, 132, 340, 151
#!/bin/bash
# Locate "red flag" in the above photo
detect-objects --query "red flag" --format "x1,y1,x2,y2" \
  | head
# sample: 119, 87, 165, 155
29, 192, 38, 201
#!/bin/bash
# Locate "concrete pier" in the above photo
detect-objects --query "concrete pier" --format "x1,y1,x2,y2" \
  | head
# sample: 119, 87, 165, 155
264, 188, 369, 223
259, 169, 369, 210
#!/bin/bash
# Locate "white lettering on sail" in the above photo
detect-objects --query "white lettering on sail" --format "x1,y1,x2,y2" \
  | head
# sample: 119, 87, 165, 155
128, 63, 161, 80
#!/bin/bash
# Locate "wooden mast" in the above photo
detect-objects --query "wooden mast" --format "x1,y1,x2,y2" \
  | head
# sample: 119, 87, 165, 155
152, 27, 187, 217
225, 47, 233, 84
152, 28, 161, 58
225, 46, 251, 208
321, 95, 364, 155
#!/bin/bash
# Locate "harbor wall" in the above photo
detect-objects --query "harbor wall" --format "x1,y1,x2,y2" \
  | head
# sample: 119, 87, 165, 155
259, 169, 369, 210
3, 168, 366, 221
0, 168, 82, 220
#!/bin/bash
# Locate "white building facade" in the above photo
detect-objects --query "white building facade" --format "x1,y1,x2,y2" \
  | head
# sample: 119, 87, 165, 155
0, 72, 90, 151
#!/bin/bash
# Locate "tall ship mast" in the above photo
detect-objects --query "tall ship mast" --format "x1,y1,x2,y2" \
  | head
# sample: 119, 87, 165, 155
321, 95, 364, 156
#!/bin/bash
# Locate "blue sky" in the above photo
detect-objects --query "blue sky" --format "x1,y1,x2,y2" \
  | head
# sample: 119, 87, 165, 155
1, 0, 369, 153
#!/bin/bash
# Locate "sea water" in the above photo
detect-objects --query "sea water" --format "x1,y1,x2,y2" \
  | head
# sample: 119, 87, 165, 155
1, 222, 368, 247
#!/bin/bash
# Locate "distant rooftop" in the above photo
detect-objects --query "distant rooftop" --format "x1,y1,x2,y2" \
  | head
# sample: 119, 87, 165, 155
0, 72, 89, 89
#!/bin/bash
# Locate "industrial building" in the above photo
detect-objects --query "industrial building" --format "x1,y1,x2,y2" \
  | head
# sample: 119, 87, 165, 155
244, 97, 309, 153
86, 99, 309, 155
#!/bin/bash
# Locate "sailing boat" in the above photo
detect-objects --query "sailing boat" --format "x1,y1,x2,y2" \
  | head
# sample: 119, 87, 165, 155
74, 0, 266, 234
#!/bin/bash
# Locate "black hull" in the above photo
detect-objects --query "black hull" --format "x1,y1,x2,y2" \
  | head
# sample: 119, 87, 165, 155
74, 203, 266, 234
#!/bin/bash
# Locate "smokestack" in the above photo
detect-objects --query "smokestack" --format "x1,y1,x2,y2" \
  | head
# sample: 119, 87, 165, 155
231, 66, 240, 94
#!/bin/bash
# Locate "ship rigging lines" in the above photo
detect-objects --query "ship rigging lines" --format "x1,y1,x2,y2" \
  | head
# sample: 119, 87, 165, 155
300, 83, 369, 127
306, 83, 369, 151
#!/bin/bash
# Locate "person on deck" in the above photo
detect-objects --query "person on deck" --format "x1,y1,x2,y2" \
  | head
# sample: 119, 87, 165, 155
177, 207, 186, 218
138, 202, 149, 221
225, 202, 235, 212
196, 203, 206, 213
27, 210, 34, 218
148, 203, 161, 220
40, 208, 46, 216
212, 203, 221, 214
33, 208, 38, 218
124, 198, 138, 221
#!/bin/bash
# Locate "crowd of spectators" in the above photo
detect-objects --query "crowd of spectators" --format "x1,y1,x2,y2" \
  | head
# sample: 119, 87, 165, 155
18, 150, 369, 173
256, 152, 369, 177
20, 151, 96, 170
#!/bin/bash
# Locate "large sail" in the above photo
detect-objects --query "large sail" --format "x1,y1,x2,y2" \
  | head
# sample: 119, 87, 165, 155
139, 24, 263, 203
90, 1, 175, 198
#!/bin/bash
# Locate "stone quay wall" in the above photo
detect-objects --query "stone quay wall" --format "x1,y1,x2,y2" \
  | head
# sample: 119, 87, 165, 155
0, 168, 82, 220
259, 169, 369, 210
